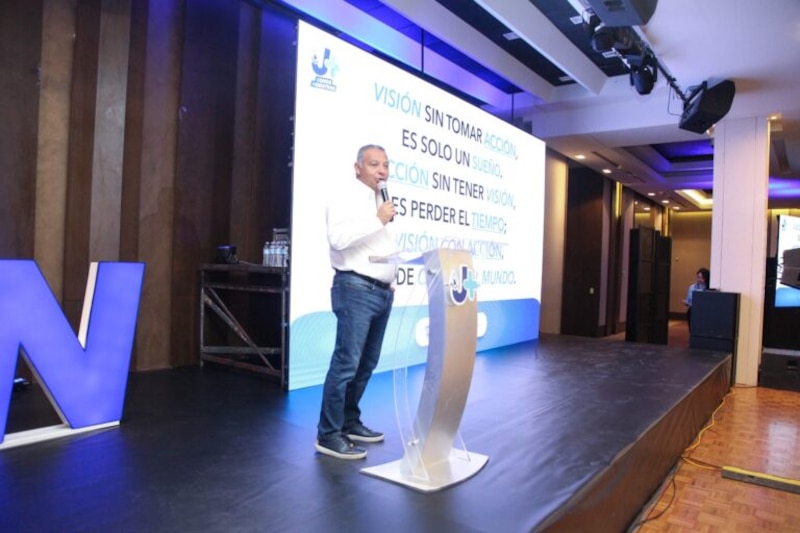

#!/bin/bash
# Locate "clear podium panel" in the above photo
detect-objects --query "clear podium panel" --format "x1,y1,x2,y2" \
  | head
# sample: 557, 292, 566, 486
362, 248, 488, 492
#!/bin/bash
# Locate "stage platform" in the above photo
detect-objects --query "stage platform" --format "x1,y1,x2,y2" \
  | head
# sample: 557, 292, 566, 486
0, 334, 731, 532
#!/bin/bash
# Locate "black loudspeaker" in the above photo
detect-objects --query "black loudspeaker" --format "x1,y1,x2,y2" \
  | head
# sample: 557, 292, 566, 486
585, 0, 658, 26
760, 350, 800, 392
690, 290, 739, 384
691, 291, 739, 342
679, 80, 736, 133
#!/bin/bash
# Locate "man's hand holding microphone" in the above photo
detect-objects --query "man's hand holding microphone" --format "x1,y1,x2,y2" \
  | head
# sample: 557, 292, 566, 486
377, 181, 395, 224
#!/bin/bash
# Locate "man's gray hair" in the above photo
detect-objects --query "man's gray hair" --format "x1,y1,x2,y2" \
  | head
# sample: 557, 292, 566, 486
357, 144, 386, 163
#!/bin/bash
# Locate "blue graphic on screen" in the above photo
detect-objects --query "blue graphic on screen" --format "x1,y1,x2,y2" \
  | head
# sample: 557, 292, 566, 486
310, 47, 339, 91
312, 49, 333, 75
450, 264, 478, 305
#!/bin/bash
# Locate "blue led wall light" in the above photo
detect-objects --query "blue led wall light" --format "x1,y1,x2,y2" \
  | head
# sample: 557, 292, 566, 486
0, 260, 145, 445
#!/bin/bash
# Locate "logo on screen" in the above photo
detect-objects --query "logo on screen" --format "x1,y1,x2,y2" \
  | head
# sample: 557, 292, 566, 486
449, 265, 478, 305
310, 48, 339, 92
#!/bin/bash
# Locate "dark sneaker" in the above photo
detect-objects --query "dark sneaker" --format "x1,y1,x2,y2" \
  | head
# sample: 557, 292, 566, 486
346, 422, 384, 443
315, 434, 367, 460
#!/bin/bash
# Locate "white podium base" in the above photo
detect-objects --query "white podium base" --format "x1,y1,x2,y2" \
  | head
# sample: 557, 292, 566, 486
361, 450, 489, 493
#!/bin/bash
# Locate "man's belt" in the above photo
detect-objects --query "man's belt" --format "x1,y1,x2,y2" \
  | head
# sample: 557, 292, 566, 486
334, 269, 392, 290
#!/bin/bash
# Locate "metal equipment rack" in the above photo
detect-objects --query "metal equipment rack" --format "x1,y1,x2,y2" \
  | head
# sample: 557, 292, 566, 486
199, 263, 288, 389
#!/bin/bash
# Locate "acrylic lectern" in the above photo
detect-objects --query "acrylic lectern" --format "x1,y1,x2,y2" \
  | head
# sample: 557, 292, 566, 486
361, 248, 488, 492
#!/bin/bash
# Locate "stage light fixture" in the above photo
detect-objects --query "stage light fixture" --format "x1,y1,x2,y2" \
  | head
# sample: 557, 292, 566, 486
582, 5, 731, 133
583, 11, 611, 51
583, 10, 638, 55
592, 24, 616, 52
628, 53, 658, 95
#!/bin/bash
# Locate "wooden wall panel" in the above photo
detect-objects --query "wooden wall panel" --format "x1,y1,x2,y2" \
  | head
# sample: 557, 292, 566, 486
88, 0, 131, 261
123, 0, 184, 370
63, 0, 133, 325
63, 0, 102, 326
6, 0, 300, 371
227, 1, 297, 262
245, 6, 297, 356
254, 7, 296, 248
604, 184, 625, 335
35, 0, 76, 302
120, 0, 146, 263
230, 4, 261, 262
1, 0, 44, 383
168, 2, 297, 368
0, 0, 43, 258
561, 167, 604, 337
171, 0, 240, 367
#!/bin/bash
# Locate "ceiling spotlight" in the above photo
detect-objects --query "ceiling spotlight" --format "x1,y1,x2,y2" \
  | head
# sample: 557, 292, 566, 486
582, 10, 635, 54
591, 24, 616, 52
628, 53, 658, 95
583, 11, 611, 51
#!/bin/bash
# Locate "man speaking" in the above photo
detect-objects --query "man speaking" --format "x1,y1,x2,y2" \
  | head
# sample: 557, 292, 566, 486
315, 144, 398, 460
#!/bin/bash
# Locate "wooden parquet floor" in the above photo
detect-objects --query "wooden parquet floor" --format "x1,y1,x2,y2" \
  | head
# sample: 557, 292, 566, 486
635, 385, 800, 532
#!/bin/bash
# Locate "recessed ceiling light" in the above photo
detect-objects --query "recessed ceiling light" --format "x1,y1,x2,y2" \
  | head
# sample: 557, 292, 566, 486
647, 192, 656, 197
602, 169, 611, 174
662, 199, 669, 204
502, 31, 520, 41
673, 206, 681, 210
575, 154, 586, 160
678, 189, 713, 208
644, 207, 651, 211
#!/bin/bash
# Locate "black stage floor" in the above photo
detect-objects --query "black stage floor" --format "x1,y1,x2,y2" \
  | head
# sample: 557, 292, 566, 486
0, 334, 730, 533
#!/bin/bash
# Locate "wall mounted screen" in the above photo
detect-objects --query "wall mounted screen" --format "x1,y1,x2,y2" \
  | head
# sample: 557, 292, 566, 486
288, 21, 546, 390
775, 214, 800, 307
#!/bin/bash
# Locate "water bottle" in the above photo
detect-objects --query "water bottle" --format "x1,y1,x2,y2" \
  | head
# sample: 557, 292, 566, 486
269, 241, 278, 267
279, 242, 288, 268
262, 241, 270, 266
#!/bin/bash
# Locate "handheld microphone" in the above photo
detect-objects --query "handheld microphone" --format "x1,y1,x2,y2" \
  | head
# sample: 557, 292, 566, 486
377, 181, 393, 221
378, 181, 389, 202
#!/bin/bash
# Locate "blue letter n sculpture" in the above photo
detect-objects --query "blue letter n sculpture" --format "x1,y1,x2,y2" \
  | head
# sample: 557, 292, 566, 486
0, 260, 145, 445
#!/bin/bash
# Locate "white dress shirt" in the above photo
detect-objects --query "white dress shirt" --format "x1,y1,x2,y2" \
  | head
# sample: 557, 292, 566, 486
326, 177, 398, 284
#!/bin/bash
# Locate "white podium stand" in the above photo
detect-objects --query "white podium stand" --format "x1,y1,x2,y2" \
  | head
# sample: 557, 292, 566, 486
361, 248, 488, 492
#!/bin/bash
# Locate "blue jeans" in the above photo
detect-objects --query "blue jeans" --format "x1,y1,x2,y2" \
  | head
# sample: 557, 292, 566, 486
317, 272, 394, 439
